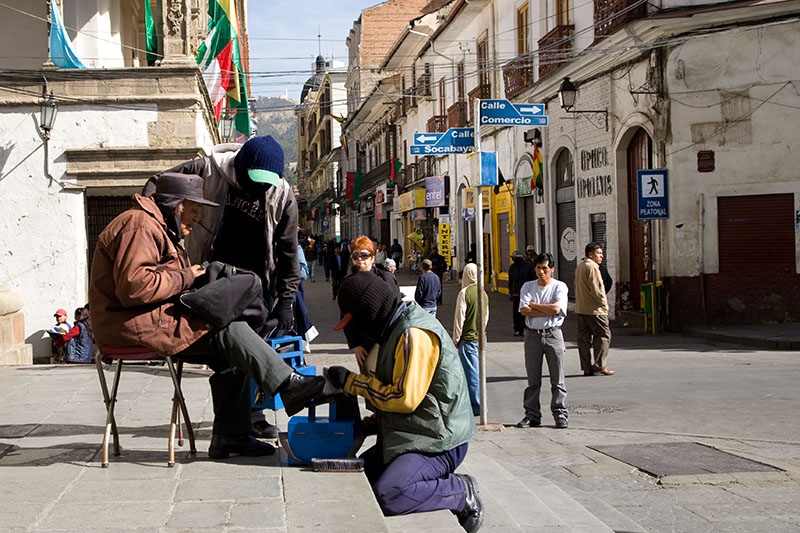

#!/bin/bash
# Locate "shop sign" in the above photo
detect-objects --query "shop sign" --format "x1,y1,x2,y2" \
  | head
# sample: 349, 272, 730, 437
516, 176, 532, 197
400, 189, 426, 212
464, 187, 492, 209
375, 202, 383, 220
376, 184, 388, 204
360, 195, 374, 214
439, 223, 452, 266
425, 176, 445, 207
411, 208, 427, 221
577, 175, 612, 198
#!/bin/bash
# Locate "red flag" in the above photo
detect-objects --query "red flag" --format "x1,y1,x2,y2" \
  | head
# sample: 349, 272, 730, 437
345, 172, 355, 200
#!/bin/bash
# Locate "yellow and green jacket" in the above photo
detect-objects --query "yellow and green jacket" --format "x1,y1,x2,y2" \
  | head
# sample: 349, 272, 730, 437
342, 304, 475, 463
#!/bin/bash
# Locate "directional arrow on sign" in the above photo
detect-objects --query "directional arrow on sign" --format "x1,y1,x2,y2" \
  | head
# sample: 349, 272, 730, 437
414, 133, 442, 145
517, 105, 543, 115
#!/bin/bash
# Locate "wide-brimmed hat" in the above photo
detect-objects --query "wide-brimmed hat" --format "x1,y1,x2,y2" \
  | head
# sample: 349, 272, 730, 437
154, 172, 219, 206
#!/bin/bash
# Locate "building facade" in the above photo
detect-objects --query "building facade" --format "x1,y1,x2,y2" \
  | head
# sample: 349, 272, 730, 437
0, 0, 243, 361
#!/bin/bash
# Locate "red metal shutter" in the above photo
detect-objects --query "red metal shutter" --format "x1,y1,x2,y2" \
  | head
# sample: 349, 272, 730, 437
718, 194, 795, 273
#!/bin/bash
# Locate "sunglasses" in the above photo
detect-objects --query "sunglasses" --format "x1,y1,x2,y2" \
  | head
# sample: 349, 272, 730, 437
351, 251, 373, 260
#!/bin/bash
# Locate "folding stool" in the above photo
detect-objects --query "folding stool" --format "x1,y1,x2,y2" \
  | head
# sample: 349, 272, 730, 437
95, 346, 197, 467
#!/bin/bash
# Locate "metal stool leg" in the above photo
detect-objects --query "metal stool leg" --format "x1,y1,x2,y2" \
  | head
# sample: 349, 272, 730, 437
96, 352, 121, 459
100, 359, 123, 467
165, 356, 196, 466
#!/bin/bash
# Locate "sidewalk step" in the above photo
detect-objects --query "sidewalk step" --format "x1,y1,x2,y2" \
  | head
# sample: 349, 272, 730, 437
460, 451, 613, 532
281, 451, 389, 532
385, 510, 463, 532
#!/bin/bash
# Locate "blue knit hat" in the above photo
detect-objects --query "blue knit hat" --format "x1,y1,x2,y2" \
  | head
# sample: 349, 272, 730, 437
234, 135, 284, 187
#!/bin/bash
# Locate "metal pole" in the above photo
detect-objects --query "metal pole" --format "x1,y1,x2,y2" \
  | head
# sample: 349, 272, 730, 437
474, 98, 488, 426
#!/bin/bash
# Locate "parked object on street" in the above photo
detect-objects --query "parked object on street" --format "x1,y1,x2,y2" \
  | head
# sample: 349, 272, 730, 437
575, 242, 614, 376
517, 253, 569, 429
452, 263, 489, 416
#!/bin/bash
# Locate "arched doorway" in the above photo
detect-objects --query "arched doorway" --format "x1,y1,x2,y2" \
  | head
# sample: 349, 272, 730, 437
554, 148, 576, 297
626, 128, 654, 307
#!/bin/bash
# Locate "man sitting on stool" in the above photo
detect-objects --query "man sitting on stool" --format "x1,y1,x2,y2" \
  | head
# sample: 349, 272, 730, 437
89, 172, 324, 460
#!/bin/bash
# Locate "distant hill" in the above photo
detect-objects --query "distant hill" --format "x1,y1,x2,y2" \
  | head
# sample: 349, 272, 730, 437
252, 96, 298, 177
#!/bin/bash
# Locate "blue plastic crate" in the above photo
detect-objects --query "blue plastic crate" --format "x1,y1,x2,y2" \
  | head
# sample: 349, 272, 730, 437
285, 414, 356, 466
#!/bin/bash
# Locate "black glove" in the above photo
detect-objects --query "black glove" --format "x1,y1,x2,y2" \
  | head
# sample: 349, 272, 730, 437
327, 366, 351, 390
269, 299, 294, 338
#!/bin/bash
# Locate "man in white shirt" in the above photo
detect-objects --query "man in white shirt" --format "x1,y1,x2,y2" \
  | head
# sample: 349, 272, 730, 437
516, 253, 569, 429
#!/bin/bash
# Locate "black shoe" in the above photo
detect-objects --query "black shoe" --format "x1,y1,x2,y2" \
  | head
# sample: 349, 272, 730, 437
456, 474, 484, 533
208, 434, 275, 459
555, 418, 568, 429
516, 417, 541, 428
251, 420, 279, 440
278, 372, 325, 416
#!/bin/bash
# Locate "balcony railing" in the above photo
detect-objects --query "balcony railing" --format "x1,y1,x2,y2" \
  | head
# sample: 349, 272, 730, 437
595, 0, 646, 39
447, 101, 467, 128
468, 83, 491, 120
538, 24, 574, 80
503, 55, 534, 99
426, 115, 447, 133
362, 159, 391, 193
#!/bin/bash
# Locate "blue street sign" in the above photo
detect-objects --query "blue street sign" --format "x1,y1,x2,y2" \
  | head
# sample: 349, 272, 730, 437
410, 127, 475, 155
480, 151, 498, 186
637, 169, 669, 219
479, 99, 549, 126
414, 132, 442, 145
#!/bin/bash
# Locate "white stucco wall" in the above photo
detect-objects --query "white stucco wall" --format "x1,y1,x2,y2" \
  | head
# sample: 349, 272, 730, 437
665, 19, 800, 276
0, 104, 163, 361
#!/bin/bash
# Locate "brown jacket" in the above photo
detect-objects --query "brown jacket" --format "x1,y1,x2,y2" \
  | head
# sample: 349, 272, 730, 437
574, 257, 608, 316
89, 194, 211, 355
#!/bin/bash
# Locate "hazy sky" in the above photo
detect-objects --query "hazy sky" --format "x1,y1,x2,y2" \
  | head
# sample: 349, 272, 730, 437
246, 0, 373, 101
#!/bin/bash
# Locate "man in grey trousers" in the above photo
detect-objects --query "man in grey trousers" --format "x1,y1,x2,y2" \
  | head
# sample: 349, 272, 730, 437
575, 242, 614, 376
516, 253, 569, 429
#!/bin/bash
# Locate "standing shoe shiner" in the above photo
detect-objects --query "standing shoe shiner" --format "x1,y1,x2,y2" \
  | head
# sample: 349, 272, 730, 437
91, 172, 324, 460
325, 272, 484, 532
516, 253, 569, 430
575, 242, 614, 376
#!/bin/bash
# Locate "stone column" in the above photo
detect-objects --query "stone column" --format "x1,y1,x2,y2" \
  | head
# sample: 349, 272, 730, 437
159, 0, 196, 66
0, 283, 33, 365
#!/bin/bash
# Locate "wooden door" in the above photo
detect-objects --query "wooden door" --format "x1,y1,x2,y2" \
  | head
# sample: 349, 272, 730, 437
626, 128, 653, 307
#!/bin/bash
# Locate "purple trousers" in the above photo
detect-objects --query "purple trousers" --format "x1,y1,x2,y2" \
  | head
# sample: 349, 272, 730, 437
362, 441, 469, 516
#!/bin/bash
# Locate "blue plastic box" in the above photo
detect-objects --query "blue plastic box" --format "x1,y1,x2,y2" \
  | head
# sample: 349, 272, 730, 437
251, 335, 313, 410
285, 413, 356, 466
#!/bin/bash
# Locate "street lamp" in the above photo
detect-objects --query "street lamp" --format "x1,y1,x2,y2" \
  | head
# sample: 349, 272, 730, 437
558, 77, 608, 131
220, 110, 235, 142
39, 91, 58, 140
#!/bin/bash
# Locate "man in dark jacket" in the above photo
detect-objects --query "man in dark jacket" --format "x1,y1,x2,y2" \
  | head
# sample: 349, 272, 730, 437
428, 246, 448, 304
508, 250, 535, 336
326, 272, 483, 532
415, 259, 441, 316
326, 243, 347, 299
90, 173, 324, 460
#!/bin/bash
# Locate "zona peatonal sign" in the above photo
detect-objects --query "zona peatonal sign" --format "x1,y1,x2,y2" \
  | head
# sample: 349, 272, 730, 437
410, 127, 475, 155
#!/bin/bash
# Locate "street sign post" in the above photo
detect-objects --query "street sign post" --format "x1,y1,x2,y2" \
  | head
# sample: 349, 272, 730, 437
479, 99, 549, 126
410, 127, 475, 155
637, 169, 669, 219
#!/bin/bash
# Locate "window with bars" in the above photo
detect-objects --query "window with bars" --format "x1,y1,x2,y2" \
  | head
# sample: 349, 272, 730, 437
86, 196, 135, 272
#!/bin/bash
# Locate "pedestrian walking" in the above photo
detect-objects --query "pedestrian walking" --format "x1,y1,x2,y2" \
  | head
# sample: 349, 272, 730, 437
327, 243, 347, 300
452, 263, 488, 416
428, 246, 448, 304
390, 238, 403, 266
524, 245, 537, 264
575, 242, 614, 376
508, 250, 535, 336
516, 252, 569, 429
415, 259, 441, 316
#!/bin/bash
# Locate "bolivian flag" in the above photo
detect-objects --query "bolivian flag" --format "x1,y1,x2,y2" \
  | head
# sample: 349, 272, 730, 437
197, 0, 251, 136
